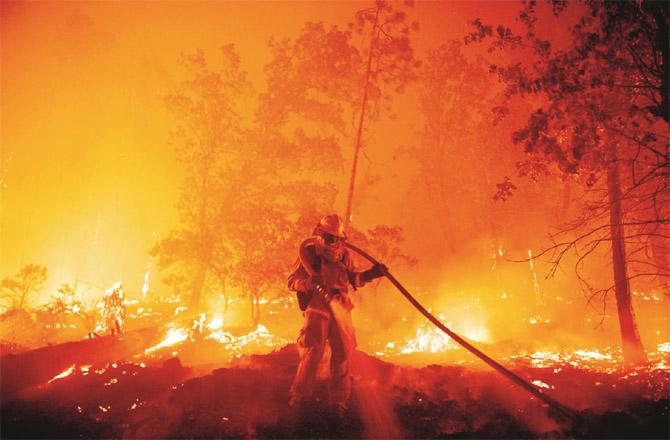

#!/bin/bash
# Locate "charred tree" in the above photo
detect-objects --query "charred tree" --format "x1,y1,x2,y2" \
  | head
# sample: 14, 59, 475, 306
607, 149, 646, 363
467, 1, 668, 360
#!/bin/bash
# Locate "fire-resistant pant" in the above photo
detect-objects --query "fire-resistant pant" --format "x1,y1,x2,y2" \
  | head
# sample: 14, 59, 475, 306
289, 302, 355, 407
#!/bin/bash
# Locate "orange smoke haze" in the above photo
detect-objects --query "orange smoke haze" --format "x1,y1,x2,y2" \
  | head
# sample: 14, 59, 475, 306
1, 1, 667, 355
1, 1, 512, 294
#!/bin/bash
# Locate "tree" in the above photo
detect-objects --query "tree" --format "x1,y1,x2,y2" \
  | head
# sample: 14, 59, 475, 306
36, 283, 91, 334
349, 225, 417, 270
0, 264, 47, 310
257, 16, 419, 321
154, 15, 420, 323
344, 0, 420, 229
416, 41, 507, 253
226, 197, 292, 326
260, 2, 419, 230
151, 46, 249, 308
466, 0, 669, 363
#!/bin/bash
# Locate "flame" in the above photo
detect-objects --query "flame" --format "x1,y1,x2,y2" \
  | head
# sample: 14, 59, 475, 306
400, 324, 453, 353
145, 325, 190, 353
207, 323, 287, 352
193, 313, 206, 333
397, 315, 490, 355
48, 364, 76, 383
528, 249, 542, 306
144, 315, 286, 357
207, 316, 224, 330
142, 270, 150, 298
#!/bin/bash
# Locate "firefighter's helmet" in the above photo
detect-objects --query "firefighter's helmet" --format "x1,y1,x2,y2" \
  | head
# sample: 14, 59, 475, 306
316, 214, 346, 239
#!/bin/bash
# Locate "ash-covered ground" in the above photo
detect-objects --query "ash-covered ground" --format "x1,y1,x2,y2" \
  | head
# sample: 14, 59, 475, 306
2, 340, 668, 439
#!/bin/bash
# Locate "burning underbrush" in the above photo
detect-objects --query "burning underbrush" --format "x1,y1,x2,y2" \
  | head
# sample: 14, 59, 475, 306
141, 313, 289, 367
1, 318, 668, 439
1, 300, 668, 438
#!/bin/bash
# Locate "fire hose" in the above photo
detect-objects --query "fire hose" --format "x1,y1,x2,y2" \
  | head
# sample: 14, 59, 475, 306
344, 241, 578, 422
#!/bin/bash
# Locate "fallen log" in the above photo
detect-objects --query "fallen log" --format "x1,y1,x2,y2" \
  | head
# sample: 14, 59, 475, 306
1, 326, 162, 400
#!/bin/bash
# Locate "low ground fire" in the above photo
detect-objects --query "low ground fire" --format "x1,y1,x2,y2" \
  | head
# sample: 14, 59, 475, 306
2, 296, 668, 438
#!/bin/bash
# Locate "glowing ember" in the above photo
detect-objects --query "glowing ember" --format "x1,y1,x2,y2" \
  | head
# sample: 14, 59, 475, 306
511, 344, 670, 375
658, 342, 670, 353
527, 351, 562, 368
531, 379, 554, 389
48, 364, 75, 383
574, 350, 612, 360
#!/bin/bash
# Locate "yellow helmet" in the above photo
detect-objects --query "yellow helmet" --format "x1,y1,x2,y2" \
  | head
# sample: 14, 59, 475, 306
316, 214, 346, 239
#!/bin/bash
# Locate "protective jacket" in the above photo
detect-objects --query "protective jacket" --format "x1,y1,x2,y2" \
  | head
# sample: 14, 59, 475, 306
288, 237, 375, 409
289, 238, 380, 311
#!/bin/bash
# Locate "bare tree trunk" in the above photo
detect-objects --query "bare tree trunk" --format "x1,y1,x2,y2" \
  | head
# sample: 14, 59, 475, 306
344, 4, 380, 231
607, 151, 647, 364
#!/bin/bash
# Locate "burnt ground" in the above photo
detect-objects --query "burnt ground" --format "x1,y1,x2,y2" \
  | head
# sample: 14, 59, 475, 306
1, 344, 668, 439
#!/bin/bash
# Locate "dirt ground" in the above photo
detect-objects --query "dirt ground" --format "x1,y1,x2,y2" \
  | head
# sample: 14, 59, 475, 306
2, 342, 668, 439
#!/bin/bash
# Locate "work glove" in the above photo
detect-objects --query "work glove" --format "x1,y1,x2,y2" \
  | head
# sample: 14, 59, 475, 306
361, 263, 388, 283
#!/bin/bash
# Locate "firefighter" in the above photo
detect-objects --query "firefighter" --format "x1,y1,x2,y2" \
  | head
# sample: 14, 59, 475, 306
288, 214, 387, 416
102, 282, 126, 335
